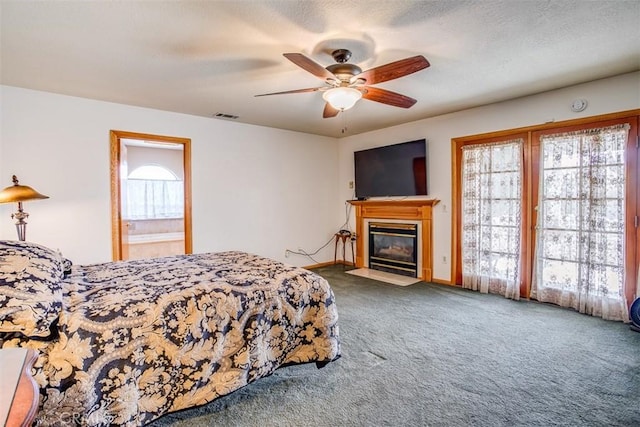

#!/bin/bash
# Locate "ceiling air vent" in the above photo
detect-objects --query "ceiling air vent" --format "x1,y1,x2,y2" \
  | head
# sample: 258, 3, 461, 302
213, 112, 239, 120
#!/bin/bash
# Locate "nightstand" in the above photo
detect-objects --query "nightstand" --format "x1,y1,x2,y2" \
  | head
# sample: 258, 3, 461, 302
0, 348, 39, 427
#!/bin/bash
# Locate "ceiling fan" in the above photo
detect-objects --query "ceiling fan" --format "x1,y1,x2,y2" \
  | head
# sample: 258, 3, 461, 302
255, 49, 430, 118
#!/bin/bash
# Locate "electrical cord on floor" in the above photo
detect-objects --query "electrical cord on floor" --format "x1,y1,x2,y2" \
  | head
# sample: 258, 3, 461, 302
285, 197, 356, 263
286, 235, 335, 264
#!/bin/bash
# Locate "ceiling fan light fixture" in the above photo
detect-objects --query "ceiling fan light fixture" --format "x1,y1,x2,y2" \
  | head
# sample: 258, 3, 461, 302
322, 87, 362, 111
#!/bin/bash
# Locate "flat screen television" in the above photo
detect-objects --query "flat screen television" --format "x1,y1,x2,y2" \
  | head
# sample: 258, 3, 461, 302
354, 139, 427, 199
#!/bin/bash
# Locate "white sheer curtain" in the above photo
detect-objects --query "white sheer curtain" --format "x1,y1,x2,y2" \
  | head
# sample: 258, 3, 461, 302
531, 124, 630, 321
461, 139, 523, 300
125, 179, 184, 220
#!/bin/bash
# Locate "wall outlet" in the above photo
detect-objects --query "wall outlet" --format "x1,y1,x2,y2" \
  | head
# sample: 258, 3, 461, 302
285, 250, 290, 258
348, 181, 354, 189
442, 255, 447, 264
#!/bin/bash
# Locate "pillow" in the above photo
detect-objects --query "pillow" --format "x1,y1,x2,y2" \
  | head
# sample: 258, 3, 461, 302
0, 240, 65, 337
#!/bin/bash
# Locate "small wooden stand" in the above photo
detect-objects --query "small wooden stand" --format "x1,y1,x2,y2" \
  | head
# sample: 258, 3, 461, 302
334, 231, 355, 266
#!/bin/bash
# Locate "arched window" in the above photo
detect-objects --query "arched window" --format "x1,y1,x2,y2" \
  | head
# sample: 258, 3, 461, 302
126, 165, 184, 219
128, 164, 178, 180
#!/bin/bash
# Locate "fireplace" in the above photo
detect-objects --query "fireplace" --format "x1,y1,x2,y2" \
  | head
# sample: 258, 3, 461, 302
368, 222, 418, 277
348, 199, 439, 281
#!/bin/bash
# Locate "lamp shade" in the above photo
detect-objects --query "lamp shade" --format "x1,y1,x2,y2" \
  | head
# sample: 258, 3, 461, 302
0, 175, 49, 203
322, 87, 362, 111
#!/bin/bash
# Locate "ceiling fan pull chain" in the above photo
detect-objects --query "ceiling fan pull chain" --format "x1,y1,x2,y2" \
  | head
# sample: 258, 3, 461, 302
341, 111, 347, 134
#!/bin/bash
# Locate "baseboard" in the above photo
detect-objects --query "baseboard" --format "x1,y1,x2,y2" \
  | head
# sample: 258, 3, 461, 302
431, 278, 455, 286
304, 260, 355, 269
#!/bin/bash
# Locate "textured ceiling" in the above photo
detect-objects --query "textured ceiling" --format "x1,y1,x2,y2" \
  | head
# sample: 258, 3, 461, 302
1, 0, 639, 138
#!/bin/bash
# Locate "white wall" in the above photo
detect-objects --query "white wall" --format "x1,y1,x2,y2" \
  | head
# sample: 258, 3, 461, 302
338, 71, 640, 282
3, 72, 637, 272
127, 145, 184, 180
0, 86, 340, 266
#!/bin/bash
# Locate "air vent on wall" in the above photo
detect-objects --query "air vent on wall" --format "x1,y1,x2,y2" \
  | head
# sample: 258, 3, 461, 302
213, 112, 239, 120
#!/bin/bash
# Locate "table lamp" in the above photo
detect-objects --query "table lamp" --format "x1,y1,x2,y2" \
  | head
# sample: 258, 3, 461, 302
0, 175, 49, 241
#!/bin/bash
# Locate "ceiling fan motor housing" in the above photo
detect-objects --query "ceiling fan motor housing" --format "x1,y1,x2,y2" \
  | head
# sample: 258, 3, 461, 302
326, 63, 362, 81
326, 49, 362, 82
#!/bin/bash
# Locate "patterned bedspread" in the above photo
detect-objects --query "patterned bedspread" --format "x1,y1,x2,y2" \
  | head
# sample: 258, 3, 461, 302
0, 251, 340, 426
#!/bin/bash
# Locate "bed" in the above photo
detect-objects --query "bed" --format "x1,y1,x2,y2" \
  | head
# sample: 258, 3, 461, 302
0, 240, 340, 426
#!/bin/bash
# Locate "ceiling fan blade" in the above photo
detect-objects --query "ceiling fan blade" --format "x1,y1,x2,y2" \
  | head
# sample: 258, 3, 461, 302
323, 103, 340, 118
255, 87, 324, 97
360, 86, 417, 108
283, 53, 338, 82
357, 55, 430, 85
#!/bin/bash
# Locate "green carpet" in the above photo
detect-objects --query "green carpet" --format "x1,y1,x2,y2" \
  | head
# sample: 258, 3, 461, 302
150, 265, 640, 426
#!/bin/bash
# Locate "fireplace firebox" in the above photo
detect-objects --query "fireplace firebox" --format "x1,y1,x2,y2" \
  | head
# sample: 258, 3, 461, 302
368, 222, 418, 277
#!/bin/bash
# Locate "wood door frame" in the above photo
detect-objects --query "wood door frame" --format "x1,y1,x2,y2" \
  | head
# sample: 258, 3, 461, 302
451, 131, 530, 296
110, 130, 193, 261
451, 109, 639, 304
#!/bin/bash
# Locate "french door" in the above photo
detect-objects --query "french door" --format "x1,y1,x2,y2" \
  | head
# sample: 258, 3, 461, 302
453, 112, 639, 320
459, 137, 525, 300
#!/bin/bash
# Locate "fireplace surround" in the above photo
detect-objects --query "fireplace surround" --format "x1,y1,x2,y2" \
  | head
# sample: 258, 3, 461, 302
348, 199, 439, 281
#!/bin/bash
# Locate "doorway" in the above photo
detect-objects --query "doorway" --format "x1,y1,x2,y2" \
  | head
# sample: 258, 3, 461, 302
110, 130, 192, 261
